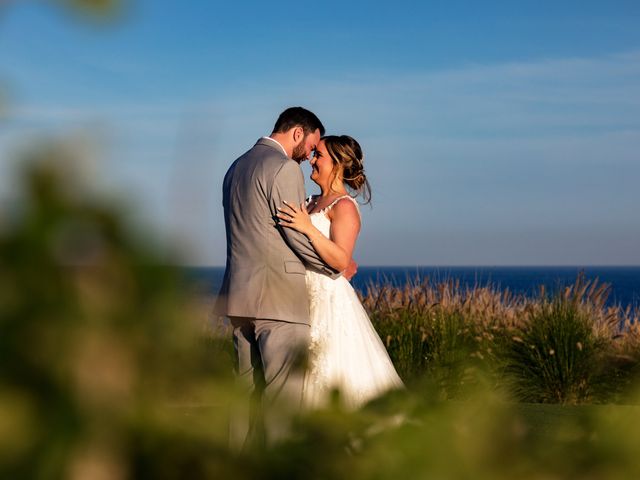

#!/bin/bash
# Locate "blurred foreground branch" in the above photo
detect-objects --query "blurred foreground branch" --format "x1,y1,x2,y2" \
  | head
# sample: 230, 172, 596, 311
0, 141, 235, 478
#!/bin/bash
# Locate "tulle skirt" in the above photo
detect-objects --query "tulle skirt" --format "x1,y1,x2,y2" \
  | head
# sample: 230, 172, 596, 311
302, 271, 404, 410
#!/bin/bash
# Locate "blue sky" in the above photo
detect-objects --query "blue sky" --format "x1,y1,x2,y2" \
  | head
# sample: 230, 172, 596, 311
1, 0, 639, 265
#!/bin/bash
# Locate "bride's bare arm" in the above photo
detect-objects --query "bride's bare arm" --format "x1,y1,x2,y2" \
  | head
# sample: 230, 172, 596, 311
277, 199, 360, 272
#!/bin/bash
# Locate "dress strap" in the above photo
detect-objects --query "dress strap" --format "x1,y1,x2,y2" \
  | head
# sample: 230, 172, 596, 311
322, 195, 360, 215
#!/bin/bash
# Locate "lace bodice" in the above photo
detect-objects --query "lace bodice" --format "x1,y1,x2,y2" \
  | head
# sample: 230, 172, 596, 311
305, 194, 360, 273
307, 195, 360, 237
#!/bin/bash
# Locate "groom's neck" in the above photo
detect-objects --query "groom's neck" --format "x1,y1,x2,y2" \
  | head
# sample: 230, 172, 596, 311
269, 133, 294, 158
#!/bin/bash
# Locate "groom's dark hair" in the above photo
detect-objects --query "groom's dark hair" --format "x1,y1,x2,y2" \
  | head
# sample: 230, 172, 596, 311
272, 107, 325, 136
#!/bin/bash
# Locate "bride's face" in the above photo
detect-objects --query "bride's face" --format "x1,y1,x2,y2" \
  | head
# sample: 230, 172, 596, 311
309, 140, 339, 188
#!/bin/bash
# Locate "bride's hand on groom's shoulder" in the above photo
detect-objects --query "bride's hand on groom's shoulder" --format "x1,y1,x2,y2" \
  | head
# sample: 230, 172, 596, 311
277, 200, 313, 236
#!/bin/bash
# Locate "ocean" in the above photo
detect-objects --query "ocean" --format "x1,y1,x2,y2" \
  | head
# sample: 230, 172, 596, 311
183, 266, 640, 309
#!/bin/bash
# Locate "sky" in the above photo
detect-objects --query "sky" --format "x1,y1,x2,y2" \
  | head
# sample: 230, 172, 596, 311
1, 0, 639, 266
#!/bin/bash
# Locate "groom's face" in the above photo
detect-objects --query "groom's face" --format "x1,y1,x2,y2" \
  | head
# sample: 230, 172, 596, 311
291, 128, 321, 163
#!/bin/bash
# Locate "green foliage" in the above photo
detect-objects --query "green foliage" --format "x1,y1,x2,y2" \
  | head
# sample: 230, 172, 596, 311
364, 276, 639, 404
504, 298, 604, 403
0, 151, 236, 478
372, 308, 481, 398
53, 0, 124, 19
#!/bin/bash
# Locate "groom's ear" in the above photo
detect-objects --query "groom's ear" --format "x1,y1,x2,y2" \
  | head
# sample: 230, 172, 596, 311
292, 126, 304, 143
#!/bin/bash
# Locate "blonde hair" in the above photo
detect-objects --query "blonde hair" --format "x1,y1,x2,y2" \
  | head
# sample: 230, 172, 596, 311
323, 135, 371, 204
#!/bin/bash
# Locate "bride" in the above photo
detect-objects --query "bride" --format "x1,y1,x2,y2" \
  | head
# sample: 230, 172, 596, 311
277, 135, 403, 409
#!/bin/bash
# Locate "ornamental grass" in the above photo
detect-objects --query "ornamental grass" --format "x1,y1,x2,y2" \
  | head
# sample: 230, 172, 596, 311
361, 274, 640, 403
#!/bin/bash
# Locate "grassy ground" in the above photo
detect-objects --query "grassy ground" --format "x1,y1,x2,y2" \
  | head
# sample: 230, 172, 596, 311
516, 402, 607, 437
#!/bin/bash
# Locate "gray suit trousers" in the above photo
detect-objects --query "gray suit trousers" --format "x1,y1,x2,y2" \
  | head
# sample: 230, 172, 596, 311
229, 317, 310, 450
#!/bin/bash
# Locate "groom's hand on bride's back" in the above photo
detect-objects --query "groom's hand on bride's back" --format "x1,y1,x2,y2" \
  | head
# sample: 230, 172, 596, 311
344, 259, 358, 281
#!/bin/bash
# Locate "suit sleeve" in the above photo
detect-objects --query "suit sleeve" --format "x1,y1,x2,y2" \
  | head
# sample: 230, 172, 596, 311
271, 161, 341, 278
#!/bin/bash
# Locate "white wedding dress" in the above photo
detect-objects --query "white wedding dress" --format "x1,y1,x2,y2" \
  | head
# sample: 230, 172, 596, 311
302, 196, 404, 410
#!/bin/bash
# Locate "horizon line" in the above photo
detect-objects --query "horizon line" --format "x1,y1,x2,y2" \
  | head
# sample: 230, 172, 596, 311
175, 264, 640, 269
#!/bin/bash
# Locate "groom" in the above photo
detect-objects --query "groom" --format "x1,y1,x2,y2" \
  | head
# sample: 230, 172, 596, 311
216, 107, 354, 448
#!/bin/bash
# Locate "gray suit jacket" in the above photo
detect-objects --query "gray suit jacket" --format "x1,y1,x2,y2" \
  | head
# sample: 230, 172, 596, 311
215, 138, 340, 324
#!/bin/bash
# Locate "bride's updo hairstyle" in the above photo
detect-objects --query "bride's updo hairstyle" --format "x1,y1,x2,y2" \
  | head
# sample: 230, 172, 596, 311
323, 135, 372, 204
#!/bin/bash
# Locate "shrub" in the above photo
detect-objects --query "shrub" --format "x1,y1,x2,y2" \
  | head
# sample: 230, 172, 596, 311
0, 152, 237, 478
366, 280, 512, 398
504, 297, 605, 404
363, 274, 639, 403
